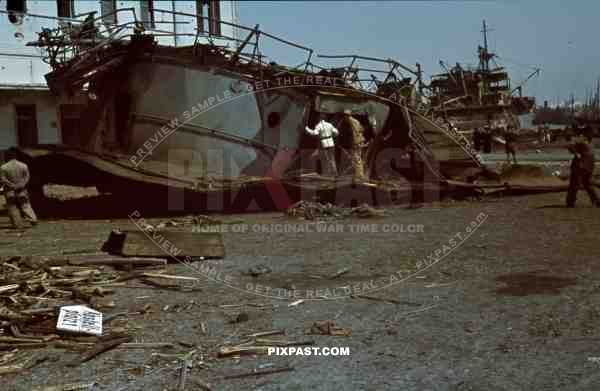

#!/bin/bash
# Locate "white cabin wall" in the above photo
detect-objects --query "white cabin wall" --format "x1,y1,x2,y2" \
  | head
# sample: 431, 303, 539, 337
0, 104, 16, 150
0, 90, 59, 149
35, 93, 59, 144
0, 1, 239, 150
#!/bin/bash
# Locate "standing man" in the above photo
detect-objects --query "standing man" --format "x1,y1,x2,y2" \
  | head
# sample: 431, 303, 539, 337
305, 115, 339, 176
473, 127, 482, 151
1, 148, 37, 228
504, 126, 517, 164
566, 135, 599, 207
343, 109, 366, 181
482, 125, 492, 153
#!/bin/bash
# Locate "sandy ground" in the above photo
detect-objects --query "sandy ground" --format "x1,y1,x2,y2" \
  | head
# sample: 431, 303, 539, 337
1, 191, 600, 390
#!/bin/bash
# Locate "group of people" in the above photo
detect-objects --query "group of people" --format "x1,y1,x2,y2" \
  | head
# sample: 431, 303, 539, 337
304, 109, 368, 181
472, 125, 517, 163
472, 126, 494, 153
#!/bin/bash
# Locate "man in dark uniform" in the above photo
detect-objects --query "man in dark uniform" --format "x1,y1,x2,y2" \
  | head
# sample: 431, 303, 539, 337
566, 135, 599, 207
483, 126, 492, 153
473, 127, 482, 151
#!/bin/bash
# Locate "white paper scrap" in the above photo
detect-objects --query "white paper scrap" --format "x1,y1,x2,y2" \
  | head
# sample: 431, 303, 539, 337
57, 305, 103, 336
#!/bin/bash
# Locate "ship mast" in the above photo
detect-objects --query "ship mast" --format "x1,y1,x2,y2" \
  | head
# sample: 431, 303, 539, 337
482, 20, 489, 72
479, 20, 494, 72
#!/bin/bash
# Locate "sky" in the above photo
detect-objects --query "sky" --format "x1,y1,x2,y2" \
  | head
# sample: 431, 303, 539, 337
239, 0, 600, 106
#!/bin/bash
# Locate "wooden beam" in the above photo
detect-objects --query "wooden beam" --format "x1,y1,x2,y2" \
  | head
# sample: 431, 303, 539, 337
103, 230, 224, 259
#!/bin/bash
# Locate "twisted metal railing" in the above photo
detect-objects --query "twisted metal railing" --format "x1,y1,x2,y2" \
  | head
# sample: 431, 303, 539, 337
5, 7, 419, 95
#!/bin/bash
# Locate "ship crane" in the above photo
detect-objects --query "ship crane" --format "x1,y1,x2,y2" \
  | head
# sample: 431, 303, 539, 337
439, 60, 458, 85
511, 68, 540, 97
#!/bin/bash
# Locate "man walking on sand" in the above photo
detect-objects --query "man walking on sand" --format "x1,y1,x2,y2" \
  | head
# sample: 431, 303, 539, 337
1, 148, 37, 228
305, 115, 339, 176
566, 135, 599, 208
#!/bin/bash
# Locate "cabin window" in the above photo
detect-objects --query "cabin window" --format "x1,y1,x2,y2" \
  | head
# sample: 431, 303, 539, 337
140, 0, 155, 29
6, 0, 26, 24
208, 0, 221, 36
56, 0, 74, 18
101, 0, 117, 24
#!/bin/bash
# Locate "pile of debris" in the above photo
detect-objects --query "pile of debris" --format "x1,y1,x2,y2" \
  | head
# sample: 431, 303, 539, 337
286, 201, 385, 220
0, 255, 185, 376
142, 215, 222, 232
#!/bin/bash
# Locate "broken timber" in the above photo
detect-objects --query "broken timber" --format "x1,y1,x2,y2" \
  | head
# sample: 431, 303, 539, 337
103, 230, 224, 259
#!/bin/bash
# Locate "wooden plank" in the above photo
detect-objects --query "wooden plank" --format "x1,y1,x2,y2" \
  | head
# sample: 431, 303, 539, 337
106, 230, 224, 259
71, 336, 132, 366
67, 256, 167, 267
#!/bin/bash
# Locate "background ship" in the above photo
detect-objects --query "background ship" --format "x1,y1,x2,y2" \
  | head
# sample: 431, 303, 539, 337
423, 20, 538, 159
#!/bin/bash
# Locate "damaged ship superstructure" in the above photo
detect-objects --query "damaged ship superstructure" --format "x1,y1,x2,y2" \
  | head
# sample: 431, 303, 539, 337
21, 7, 467, 212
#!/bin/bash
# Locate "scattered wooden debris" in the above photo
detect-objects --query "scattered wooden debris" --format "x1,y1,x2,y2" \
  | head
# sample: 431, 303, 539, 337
244, 329, 285, 338
253, 338, 315, 347
0, 254, 180, 357
142, 273, 200, 282
287, 201, 342, 220
121, 342, 175, 349
329, 267, 350, 279
31, 382, 96, 391
71, 335, 132, 365
307, 321, 352, 337
218, 345, 270, 357
350, 294, 421, 306
351, 204, 385, 218
229, 313, 249, 324
178, 359, 191, 391
190, 378, 215, 391
224, 366, 294, 380
424, 282, 456, 288
0, 352, 47, 375
218, 337, 313, 357
68, 256, 167, 267
397, 304, 438, 318
286, 201, 385, 220
244, 264, 272, 277
0, 284, 19, 294
175, 350, 197, 391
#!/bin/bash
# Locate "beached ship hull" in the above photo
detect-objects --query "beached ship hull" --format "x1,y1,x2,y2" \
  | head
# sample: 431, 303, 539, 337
22, 10, 477, 213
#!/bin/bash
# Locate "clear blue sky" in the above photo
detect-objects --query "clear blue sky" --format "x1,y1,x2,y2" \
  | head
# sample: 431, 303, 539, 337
239, 0, 599, 106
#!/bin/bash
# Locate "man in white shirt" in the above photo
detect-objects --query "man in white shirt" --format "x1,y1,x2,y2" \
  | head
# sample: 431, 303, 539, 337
305, 116, 339, 176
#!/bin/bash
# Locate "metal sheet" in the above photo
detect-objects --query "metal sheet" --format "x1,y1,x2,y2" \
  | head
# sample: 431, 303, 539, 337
126, 62, 265, 177
256, 89, 309, 149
